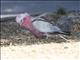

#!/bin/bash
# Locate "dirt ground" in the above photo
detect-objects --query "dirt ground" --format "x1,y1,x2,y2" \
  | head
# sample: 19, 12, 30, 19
1, 40, 80, 60
1, 21, 80, 60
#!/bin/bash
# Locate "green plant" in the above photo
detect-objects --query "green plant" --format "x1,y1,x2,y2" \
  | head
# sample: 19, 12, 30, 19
56, 7, 67, 15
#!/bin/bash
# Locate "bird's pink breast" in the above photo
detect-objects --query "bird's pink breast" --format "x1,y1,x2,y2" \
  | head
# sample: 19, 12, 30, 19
21, 16, 44, 38
21, 16, 32, 28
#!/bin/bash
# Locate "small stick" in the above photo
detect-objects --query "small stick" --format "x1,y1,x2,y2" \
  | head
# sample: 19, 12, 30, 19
58, 34, 68, 41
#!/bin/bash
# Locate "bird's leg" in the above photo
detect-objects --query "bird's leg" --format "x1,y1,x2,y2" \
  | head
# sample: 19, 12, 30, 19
44, 33, 50, 39
58, 34, 68, 41
45, 33, 49, 39
45, 33, 55, 39
55, 35, 58, 40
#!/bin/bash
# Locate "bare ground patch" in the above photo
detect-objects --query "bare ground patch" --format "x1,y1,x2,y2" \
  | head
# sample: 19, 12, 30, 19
1, 42, 80, 60
0, 21, 80, 60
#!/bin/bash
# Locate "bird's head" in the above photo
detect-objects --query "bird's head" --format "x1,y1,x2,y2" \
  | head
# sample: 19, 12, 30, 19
16, 13, 30, 25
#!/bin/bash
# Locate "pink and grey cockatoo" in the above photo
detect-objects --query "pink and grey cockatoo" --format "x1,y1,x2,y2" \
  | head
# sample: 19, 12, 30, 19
16, 13, 44, 38
16, 13, 68, 40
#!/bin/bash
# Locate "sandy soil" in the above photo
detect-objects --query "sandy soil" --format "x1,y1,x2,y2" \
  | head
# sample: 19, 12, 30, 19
1, 41, 80, 60
1, 18, 80, 60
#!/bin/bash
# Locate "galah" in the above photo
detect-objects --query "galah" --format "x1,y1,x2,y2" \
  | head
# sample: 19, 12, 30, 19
16, 13, 68, 40
16, 13, 44, 38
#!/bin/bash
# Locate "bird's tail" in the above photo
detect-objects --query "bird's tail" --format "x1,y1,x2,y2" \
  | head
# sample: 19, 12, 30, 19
60, 31, 71, 35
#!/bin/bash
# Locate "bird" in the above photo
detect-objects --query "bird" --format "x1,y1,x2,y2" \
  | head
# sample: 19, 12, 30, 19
16, 13, 68, 40
31, 16, 68, 40
16, 13, 44, 38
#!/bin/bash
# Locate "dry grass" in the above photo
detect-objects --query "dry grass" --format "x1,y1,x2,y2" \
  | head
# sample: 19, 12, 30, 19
1, 21, 80, 46
0, 20, 80, 60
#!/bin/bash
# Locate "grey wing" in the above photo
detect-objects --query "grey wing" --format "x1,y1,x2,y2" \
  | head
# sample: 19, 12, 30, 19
33, 20, 62, 33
